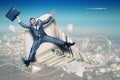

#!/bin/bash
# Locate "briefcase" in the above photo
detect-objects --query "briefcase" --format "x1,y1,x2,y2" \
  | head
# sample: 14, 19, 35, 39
5, 7, 20, 21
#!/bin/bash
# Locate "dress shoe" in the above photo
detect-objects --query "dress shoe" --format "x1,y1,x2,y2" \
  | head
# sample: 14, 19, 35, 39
21, 58, 30, 67
65, 42, 75, 48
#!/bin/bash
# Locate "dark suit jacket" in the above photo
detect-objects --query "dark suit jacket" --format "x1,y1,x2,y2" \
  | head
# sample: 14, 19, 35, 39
19, 16, 52, 40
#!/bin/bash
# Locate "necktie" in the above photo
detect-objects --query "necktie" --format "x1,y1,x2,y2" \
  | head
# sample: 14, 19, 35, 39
36, 26, 37, 30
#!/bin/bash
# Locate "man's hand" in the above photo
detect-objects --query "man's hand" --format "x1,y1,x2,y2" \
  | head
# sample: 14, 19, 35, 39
16, 16, 21, 22
50, 10, 56, 16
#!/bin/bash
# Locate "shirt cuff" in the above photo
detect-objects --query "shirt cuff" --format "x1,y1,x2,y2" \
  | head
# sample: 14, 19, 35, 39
49, 14, 53, 17
18, 20, 21, 23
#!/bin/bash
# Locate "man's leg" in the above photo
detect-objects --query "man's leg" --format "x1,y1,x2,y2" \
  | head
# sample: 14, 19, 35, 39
22, 38, 42, 67
42, 35, 75, 48
28, 39, 42, 61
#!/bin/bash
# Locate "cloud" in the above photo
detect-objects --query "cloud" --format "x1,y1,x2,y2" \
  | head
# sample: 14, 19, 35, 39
9, 25, 16, 32
86, 7, 107, 10
67, 24, 73, 32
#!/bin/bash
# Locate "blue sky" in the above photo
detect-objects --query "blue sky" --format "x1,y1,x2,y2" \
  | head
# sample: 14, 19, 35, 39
0, 0, 120, 35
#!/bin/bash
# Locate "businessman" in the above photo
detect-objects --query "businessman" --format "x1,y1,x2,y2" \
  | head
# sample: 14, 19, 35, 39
16, 10, 75, 67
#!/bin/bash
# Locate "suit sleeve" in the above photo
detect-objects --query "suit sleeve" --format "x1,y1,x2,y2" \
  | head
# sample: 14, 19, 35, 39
41, 15, 53, 25
18, 21, 30, 29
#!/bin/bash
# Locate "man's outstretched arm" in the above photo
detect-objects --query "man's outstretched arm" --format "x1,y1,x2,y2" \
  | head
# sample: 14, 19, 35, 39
41, 10, 56, 25
16, 16, 30, 29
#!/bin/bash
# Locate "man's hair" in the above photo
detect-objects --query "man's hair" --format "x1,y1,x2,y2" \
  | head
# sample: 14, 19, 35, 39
29, 18, 35, 21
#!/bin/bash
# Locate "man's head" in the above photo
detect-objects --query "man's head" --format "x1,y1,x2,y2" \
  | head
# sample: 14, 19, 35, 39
29, 18, 36, 26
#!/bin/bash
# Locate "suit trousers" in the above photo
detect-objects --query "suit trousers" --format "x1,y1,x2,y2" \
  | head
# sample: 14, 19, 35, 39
28, 35, 65, 61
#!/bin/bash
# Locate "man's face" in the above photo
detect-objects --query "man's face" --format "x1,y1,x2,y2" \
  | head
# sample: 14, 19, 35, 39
30, 19, 36, 26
